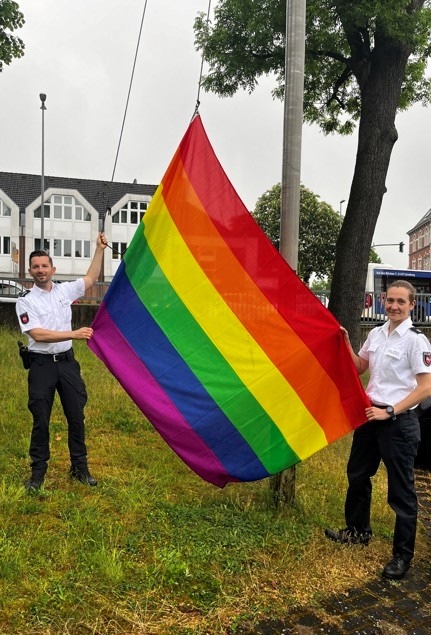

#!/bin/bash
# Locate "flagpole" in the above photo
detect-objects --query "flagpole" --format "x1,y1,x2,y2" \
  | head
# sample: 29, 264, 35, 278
271, 0, 306, 509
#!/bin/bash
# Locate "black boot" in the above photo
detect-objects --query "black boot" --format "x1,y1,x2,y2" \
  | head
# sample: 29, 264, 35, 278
25, 472, 45, 491
70, 465, 97, 486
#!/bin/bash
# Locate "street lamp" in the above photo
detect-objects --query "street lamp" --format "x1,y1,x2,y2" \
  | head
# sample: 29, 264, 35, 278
339, 199, 346, 227
40, 93, 47, 249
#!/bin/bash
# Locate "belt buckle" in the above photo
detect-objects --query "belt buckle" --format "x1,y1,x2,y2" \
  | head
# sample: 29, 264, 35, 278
53, 353, 61, 362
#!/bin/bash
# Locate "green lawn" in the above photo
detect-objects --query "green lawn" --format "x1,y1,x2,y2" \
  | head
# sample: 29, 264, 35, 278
0, 326, 413, 634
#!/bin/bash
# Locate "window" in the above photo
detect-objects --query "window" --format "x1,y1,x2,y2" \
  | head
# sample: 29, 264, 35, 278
33, 204, 50, 219
47, 239, 91, 258
34, 238, 51, 252
75, 240, 90, 258
112, 200, 148, 224
74, 205, 90, 221
0, 236, 11, 254
0, 200, 11, 216
112, 242, 127, 259
35, 195, 90, 221
64, 240, 72, 257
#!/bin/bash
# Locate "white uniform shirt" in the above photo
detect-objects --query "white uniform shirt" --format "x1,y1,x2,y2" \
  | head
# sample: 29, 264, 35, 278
16, 279, 85, 354
359, 317, 431, 407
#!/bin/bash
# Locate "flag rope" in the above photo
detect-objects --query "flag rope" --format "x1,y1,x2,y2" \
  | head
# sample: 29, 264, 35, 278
192, 0, 212, 120
102, 0, 150, 233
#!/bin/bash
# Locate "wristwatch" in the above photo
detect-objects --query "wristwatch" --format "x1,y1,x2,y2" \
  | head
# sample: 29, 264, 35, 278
386, 405, 396, 420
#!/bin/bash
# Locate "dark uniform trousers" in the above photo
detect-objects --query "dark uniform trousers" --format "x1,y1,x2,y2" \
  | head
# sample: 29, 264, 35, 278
345, 411, 420, 562
27, 350, 88, 476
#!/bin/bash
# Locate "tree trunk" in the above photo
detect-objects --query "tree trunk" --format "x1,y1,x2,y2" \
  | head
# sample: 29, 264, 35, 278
270, 466, 296, 508
329, 37, 411, 351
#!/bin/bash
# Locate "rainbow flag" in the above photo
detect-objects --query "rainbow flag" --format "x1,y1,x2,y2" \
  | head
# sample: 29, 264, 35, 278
89, 115, 369, 487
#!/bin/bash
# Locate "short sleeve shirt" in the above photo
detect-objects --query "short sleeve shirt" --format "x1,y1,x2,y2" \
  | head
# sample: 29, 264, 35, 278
16, 279, 85, 354
359, 317, 431, 406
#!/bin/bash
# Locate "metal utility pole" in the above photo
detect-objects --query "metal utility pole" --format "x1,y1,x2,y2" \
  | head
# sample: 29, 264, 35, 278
40, 93, 47, 249
279, 0, 306, 270
271, 0, 306, 509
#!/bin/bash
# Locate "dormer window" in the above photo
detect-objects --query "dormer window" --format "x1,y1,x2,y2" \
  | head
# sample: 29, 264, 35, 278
0, 200, 11, 216
112, 200, 148, 224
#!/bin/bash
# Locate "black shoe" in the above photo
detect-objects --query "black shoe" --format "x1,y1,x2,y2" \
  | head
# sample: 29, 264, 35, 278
382, 556, 410, 580
25, 475, 44, 491
70, 466, 98, 486
325, 527, 371, 545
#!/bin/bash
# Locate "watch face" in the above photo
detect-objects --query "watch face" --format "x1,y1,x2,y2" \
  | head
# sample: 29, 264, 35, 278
386, 406, 395, 417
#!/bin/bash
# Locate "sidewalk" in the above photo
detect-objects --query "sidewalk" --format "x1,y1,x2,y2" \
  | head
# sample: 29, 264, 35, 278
236, 469, 431, 635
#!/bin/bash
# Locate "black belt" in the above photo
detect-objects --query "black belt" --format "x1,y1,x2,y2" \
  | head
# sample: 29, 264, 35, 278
30, 349, 74, 363
371, 403, 416, 415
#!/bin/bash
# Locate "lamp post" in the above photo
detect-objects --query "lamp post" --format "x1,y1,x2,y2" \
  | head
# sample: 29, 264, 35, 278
40, 93, 47, 249
339, 199, 346, 227
19, 212, 25, 278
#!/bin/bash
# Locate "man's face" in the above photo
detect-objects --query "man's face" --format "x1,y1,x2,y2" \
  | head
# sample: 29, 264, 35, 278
29, 255, 56, 287
385, 286, 414, 323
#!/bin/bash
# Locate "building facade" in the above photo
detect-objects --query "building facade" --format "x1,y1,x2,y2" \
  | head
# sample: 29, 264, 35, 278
407, 208, 431, 270
0, 172, 157, 280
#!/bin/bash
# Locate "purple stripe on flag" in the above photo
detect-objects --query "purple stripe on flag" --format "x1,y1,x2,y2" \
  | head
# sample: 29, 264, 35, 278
89, 306, 233, 487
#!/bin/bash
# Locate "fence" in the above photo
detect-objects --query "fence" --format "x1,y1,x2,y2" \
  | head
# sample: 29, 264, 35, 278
314, 291, 431, 325
0, 277, 108, 304
3, 280, 431, 330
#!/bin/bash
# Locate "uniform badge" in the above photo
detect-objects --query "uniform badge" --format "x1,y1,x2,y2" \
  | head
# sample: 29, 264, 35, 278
423, 352, 431, 367
19, 312, 29, 325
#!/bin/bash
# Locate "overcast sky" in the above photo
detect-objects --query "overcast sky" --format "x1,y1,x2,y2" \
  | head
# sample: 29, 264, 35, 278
1, 0, 430, 269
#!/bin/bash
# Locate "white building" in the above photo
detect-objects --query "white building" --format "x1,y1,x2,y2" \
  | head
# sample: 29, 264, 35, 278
0, 172, 157, 280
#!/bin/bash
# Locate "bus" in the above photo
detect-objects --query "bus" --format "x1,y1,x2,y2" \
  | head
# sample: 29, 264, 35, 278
364, 263, 431, 322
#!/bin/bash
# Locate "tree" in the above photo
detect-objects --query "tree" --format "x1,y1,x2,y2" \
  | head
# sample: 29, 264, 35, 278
253, 183, 340, 283
253, 182, 382, 285
194, 0, 431, 350
0, 1, 25, 72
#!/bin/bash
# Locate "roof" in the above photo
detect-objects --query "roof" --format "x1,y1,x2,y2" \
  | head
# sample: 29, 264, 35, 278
0, 171, 157, 216
408, 208, 431, 234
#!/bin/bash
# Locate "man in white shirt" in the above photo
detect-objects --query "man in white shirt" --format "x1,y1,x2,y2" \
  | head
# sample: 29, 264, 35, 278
16, 232, 107, 491
325, 280, 431, 580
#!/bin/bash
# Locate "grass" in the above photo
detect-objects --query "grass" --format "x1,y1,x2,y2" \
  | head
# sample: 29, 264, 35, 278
0, 325, 426, 634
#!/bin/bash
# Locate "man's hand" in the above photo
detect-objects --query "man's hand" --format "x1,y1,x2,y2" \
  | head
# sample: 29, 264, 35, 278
73, 327, 94, 340
97, 232, 108, 250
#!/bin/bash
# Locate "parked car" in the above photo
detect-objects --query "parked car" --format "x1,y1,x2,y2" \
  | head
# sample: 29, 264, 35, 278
0, 280, 27, 303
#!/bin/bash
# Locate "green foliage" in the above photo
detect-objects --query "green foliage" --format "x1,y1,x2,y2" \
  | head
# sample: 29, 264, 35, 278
252, 183, 339, 283
310, 278, 330, 292
251, 182, 282, 248
369, 247, 382, 264
194, 0, 431, 134
0, 1, 25, 72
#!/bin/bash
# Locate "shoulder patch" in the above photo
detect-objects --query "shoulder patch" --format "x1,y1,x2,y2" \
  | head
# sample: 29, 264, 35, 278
18, 289, 31, 298
423, 352, 431, 367
410, 327, 422, 334
19, 312, 29, 325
